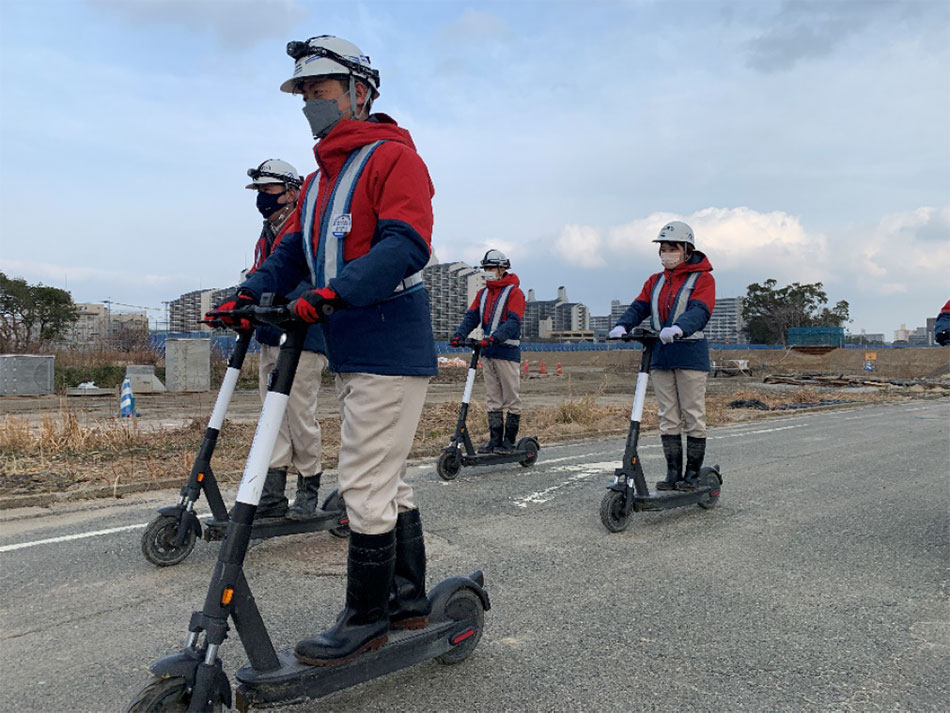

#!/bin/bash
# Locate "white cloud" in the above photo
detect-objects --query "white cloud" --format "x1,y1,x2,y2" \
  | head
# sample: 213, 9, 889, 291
562, 206, 829, 283
554, 225, 607, 268
848, 206, 950, 295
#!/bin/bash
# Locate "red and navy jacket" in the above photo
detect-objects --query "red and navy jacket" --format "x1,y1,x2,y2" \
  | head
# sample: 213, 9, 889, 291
247, 217, 325, 354
454, 272, 525, 362
616, 251, 716, 371
241, 115, 436, 376
936, 300, 950, 336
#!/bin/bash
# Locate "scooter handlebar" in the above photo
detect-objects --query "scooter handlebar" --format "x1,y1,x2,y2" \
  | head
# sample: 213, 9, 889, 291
608, 328, 659, 342
205, 304, 301, 330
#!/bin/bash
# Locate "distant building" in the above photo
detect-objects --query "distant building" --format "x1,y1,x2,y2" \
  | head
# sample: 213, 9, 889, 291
523, 286, 589, 340
422, 261, 485, 340
67, 303, 149, 345
907, 326, 931, 346
610, 299, 628, 325
705, 296, 746, 344
893, 323, 911, 343
846, 330, 886, 345
169, 288, 234, 333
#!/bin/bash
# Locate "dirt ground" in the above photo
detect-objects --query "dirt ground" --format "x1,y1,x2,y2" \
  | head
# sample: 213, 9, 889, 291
1, 347, 947, 502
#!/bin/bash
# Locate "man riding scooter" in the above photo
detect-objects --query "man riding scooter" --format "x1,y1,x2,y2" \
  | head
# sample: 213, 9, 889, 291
245, 159, 328, 521
214, 34, 437, 666
451, 250, 526, 455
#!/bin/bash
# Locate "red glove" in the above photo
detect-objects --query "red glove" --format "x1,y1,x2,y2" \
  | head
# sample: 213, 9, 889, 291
292, 287, 343, 323
450, 335, 463, 347
206, 291, 256, 330
480, 336, 496, 348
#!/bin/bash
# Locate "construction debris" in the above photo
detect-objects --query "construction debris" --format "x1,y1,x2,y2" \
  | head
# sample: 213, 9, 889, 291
763, 374, 950, 389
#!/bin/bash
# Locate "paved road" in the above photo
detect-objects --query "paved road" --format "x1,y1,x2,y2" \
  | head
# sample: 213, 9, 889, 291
1, 400, 948, 712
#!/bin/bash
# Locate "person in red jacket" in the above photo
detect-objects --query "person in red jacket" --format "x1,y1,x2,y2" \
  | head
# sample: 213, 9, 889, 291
212, 35, 436, 666
609, 221, 716, 491
935, 300, 950, 345
451, 250, 526, 454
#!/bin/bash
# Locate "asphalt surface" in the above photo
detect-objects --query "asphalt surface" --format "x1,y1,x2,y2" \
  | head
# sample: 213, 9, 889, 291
1, 399, 947, 712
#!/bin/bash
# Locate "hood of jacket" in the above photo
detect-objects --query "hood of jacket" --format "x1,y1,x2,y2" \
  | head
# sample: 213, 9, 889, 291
666, 250, 713, 276
485, 271, 521, 291
314, 113, 418, 179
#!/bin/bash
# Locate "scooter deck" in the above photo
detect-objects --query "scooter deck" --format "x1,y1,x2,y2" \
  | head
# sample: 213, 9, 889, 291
633, 485, 714, 511
461, 450, 530, 467
234, 618, 470, 708
204, 509, 343, 542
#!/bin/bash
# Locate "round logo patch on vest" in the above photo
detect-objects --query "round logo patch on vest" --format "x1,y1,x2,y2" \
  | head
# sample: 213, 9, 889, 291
331, 213, 352, 239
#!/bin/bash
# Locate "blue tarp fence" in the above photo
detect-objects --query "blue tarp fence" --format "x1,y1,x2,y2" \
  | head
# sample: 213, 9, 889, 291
147, 333, 934, 357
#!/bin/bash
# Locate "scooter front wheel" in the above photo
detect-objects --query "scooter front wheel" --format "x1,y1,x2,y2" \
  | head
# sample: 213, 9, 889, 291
322, 489, 351, 538
697, 466, 722, 510
437, 450, 462, 481
141, 515, 196, 567
435, 587, 485, 665
126, 675, 222, 713
600, 490, 633, 533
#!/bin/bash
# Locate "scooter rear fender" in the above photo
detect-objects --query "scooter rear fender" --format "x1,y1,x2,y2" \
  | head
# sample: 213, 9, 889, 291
428, 570, 491, 614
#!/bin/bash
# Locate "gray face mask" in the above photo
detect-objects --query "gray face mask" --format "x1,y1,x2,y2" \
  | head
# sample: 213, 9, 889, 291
302, 97, 343, 139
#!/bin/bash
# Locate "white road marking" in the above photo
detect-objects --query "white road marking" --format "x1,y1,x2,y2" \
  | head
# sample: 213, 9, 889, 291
513, 461, 619, 508
0, 523, 147, 553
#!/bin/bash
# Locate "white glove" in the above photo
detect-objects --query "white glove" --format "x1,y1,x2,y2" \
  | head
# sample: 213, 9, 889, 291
608, 325, 628, 339
659, 325, 683, 344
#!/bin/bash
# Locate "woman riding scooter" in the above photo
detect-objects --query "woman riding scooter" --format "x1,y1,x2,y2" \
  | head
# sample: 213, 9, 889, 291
609, 221, 716, 491
451, 249, 526, 455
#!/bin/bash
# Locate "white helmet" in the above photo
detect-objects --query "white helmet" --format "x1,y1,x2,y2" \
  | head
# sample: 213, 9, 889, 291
481, 249, 510, 270
245, 159, 301, 190
281, 35, 380, 98
653, 221, 695, 247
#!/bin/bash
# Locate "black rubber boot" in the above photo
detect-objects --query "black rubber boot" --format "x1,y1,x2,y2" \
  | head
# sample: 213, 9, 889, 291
677, 436, 707, 491
294, 530, 395, 665
255, 467, 289, 519
656, 434, 682, 491
478, 411, 504, 453
389, 509, 431, 630
287, 473, 321, 520
495, 412, 521, 455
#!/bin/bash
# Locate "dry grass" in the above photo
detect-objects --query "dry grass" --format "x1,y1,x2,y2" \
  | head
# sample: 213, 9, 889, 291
0, 382, 923, 498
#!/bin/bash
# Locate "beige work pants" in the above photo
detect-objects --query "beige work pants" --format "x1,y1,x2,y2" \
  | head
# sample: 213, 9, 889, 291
651, 368, 708, 438
258, 344, 327, 475
483, 358, 522, 414
334, 373, 429, 534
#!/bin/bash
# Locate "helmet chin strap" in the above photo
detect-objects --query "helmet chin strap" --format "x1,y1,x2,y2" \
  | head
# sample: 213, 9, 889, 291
344, 76, 370, 120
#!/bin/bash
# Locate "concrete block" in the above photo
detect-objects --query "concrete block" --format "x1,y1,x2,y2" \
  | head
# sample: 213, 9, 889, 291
0, 354, 55, 395
124, 364, 167, 393
165, 338, 211, 392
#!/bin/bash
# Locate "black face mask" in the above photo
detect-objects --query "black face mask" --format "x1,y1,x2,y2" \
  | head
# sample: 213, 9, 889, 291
256, 190, 286, 219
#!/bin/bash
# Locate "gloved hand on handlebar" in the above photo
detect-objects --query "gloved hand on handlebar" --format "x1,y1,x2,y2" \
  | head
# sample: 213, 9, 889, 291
450, 335, 463, 348
659, 325, 683, 344
480, 336, 496, 348
608, 325, 627, 339
292, 287, 343, 323
207, 290, 257, 330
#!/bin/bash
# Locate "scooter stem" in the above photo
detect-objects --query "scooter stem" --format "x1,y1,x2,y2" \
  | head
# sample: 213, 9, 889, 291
630, 341, 654, 425
208, 330, 251, 431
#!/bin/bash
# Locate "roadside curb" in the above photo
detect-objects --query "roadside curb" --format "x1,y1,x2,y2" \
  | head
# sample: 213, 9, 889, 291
0, 477, 185, 510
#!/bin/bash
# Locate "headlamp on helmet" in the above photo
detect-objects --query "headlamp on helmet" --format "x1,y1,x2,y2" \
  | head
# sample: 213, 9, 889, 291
480, 249, 511, 270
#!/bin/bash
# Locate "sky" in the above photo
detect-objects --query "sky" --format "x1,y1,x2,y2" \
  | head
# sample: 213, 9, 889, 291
0, 0, 947, 337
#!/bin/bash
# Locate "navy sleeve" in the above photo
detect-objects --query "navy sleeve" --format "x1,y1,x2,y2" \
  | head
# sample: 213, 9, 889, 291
328, 220, 429, 307
675, 299, 712, 336
936, 311, 950, 334
617, 299, 650, 330
241, 230, 309, 300
455, 309, 481, 338
491, 313, 521, 343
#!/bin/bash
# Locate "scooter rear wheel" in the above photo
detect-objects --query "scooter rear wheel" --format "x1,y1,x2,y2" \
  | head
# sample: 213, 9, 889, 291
435, 587, 485, 665
518, 439, 539, 467
126, 675, 222, 713
600, 490, 633, 533
322, 489, 350, 538
437, 451, 462, 481
141, 515, 196, 567
697, 467, 722, 510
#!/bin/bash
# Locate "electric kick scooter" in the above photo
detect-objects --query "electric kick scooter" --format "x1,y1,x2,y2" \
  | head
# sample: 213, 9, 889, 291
437, 338, 540, 480
127, 303, 491, 712
599, 328, 722, 533
140, 303, 347, 568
